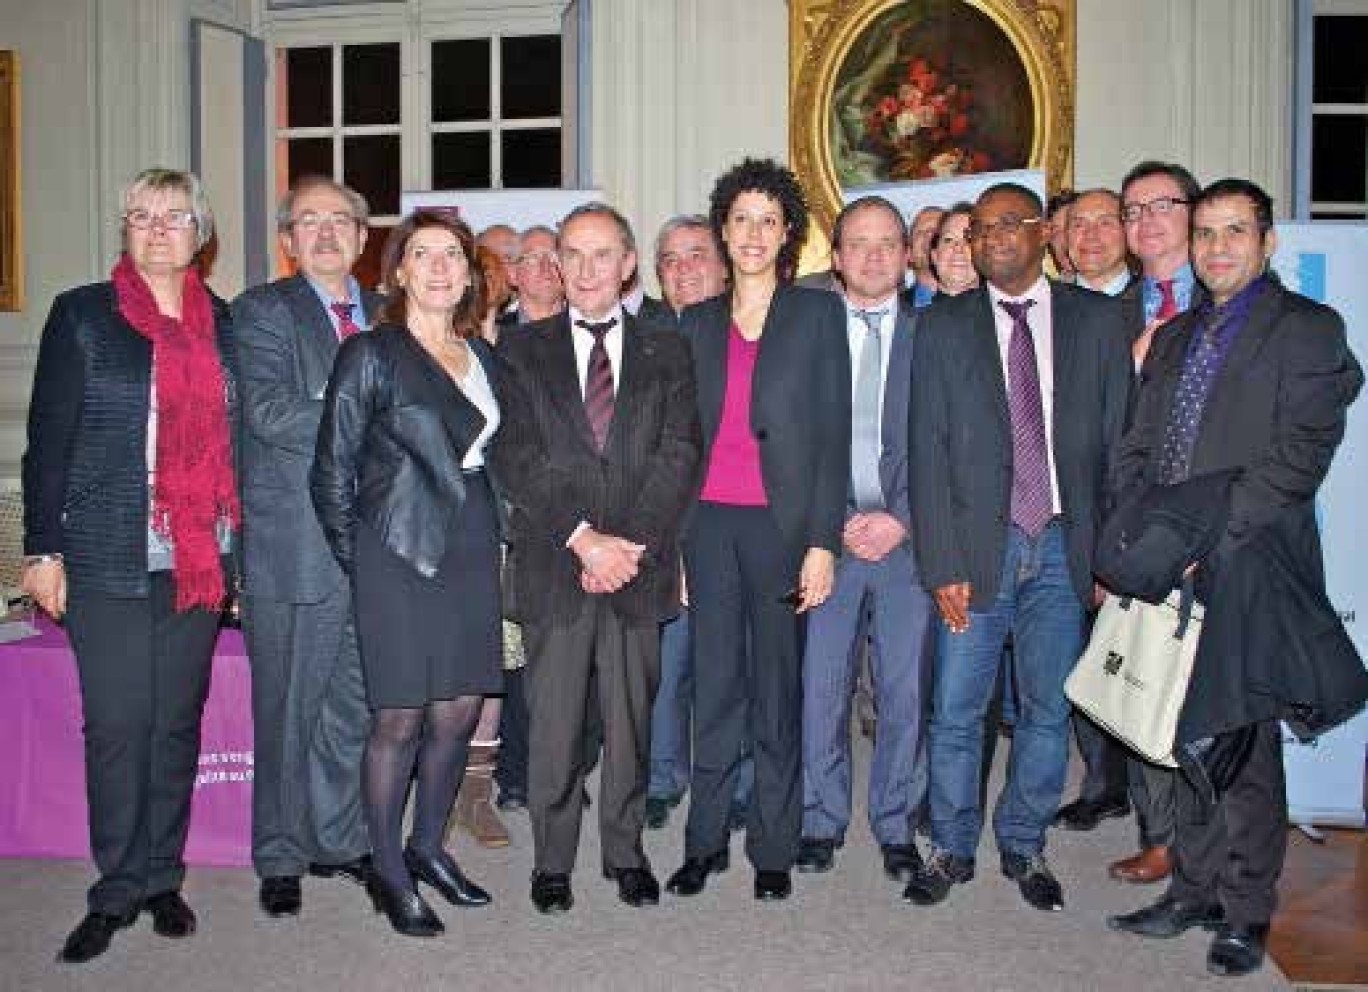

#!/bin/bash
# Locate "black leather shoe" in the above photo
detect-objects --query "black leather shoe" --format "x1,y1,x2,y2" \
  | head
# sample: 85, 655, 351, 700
309, 855, 372, 887
902, 848, 975, 906
604, 867, 660, 907
366, 874, 443, 937
795, 837, 839, 874
495, 788, 528, 811
645, 795, 674, 830
530, 872, 574, 914
881, 844, 923, 883
404, 847, 491, 907
1108, 895, 1226, 938
754, 870, 792, 901
143, 891, 197, 938
1052, 794, 1131, 832
259, 876, 302, 918
1207, 924, 1268, 977
1001, 851, 1064, 912
665, 850, 730, 896
56, 909, 138, 964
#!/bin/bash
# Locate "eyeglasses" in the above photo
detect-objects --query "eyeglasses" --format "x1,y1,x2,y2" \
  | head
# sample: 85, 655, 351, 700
289, 211, 358, 233
1120, 197, 1188, 224
515, 249, 558, 268
965, 215, 1043, 241
124, 208, 197, 231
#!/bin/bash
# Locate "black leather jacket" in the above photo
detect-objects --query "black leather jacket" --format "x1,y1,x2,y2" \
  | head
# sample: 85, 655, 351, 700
310, 324, 500, 577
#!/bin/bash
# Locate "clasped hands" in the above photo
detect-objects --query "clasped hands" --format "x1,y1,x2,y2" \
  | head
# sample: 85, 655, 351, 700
571, 527, 646, 595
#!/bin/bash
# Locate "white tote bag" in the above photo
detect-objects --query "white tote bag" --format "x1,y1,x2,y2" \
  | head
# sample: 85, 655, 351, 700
1064, 589, 1203, 767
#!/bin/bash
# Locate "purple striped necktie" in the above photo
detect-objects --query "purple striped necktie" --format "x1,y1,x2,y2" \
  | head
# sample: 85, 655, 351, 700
999, 299, 1053, 536
578, 317, 617, 451
330, 300, 361, 339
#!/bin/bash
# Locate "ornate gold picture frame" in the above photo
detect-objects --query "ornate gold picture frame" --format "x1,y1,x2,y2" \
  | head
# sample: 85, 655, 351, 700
0, 51, 21, 312
790, 0, 1075, 244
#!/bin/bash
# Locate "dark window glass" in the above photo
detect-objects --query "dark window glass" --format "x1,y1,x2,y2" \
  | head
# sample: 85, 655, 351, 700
433, 132, 492, 189
344, 134, 401, 214
1313, 17, 1368, 104
286, 47, 332, 128
1311, 211, 1366, 220
1311, 115, 1367, 203
343, 43, 400, 126
287, 137, 333, 185
501, 129, 561, 188
432, 39, 491, 122
501, 35, 561, 119
354, 224, 391, 294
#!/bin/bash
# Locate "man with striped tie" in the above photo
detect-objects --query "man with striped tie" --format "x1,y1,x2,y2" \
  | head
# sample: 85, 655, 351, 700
904, 182, 1132, 913
490, 203, 702, 915
234, 177, 385, 918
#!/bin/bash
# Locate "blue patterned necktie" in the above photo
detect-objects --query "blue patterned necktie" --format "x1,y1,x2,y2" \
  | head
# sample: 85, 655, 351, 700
1000, 299, 1053, 536
1158, 308, 1228, 485
851, 308, 887, 510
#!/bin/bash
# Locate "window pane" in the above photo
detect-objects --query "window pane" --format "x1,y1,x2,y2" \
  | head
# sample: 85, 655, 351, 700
1311, 115, 1367, 203
432, 39, 490, 122
501, 129, 561, 188
286, 47, 332, 128
343, 44, 400, 126
433, 132, 492, 189
344, 134, 401, 215
1314, 17, 1368, 104
286, 137, 333, 185
1312, 210, 1367, 220
501, 35, 560, 119
355, 224, 391, 294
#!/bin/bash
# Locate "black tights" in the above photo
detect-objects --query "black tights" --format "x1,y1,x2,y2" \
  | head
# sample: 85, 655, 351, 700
363, 695, 482, 888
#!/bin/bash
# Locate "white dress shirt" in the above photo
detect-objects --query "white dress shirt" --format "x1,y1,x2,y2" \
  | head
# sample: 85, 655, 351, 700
568, 303, 626, 399
844, 294, 898, 421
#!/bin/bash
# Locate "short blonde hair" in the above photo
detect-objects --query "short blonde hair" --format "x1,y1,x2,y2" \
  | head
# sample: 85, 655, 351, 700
121, 167, 215, 250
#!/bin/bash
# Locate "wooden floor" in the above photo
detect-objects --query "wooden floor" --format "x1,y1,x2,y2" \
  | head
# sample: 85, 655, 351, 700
1272, 828, 1368, 986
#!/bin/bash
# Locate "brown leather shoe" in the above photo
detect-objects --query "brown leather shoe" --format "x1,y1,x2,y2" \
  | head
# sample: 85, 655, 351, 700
1109, 845, 1173, 883
451, 742, 510, 848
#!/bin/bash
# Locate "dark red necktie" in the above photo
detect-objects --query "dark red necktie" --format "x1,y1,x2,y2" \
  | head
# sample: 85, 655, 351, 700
331, 300, 362, 339
1154, 279, 1178, 323
578, 318, 617, 451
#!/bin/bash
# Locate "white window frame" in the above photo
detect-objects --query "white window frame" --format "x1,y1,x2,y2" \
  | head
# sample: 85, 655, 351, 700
1294, 0, 1368, 218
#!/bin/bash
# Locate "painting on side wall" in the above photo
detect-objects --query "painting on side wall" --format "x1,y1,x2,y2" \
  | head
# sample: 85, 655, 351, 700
0, 51, 20, 312
790, 0, 1075, 249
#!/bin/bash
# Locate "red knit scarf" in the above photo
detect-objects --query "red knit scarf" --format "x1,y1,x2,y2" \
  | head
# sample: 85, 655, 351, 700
112, 252, 239, 611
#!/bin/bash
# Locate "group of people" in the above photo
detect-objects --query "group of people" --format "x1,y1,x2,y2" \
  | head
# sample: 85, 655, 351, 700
20, 154, 1363, 981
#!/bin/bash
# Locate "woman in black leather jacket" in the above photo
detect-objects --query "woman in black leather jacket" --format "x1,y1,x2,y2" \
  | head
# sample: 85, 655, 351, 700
311, 210, 503, 937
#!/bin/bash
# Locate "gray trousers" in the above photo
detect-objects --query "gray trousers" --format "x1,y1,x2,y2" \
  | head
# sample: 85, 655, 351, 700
1129, 757, 1177, 847
522, 597, 660, 876
244, 585, 370, 878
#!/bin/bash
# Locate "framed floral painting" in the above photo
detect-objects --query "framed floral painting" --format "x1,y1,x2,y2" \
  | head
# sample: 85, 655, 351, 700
790, 0, 1075, 244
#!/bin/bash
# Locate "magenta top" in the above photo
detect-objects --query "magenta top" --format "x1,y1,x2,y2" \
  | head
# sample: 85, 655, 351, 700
700, 323, 768, 506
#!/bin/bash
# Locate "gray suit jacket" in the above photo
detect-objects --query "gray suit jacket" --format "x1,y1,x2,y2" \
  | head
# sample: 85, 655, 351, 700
909, 280, 1132, 609
234, 274, 386, 603
870, 301, 916, 540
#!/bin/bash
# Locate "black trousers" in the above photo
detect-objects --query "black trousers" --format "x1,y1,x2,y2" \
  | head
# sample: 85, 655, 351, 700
521, 597, 659, 876
495, 666, 530, 798
65, 572, 220, 914
1072, 711, 1130, 803
1168, 720, 1288, 928
684, 502, 803, 873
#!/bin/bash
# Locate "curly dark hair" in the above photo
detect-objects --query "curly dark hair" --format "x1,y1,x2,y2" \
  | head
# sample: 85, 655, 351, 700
379, 210, 486, 339
708, 158, 810, 283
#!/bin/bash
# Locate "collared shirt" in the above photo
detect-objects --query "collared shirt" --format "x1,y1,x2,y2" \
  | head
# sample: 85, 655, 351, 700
1142, 262, 1196, 323
987, 275, 1063, 515
305, 273, 369, 337
568, 303, 626, 398
844, 294, 898, 421
1078, 269, 1132, 298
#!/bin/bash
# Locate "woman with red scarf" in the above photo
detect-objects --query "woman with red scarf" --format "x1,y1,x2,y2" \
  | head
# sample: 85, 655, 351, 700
22, 168, 238, 965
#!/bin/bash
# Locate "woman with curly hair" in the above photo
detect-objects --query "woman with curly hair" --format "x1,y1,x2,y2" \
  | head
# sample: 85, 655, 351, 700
666, 158, 851, 903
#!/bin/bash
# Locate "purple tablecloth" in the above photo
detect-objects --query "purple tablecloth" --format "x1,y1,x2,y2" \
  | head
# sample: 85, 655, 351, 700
0, 618, 253, 866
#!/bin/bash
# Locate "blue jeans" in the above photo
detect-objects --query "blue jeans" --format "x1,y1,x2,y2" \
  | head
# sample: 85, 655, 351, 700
927, 522, 1085, 860
648, 610, 754, 805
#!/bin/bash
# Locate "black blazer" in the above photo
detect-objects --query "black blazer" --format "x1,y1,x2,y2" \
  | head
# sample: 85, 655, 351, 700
909, 280, 1132, 609
234, 274, 386, 604
22, 281, 238, 597
310, 325, 499, 578
488, 310, 702, 625
681, 284, 852, 556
